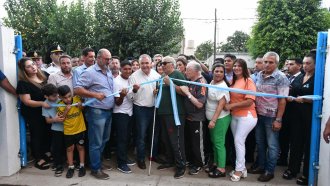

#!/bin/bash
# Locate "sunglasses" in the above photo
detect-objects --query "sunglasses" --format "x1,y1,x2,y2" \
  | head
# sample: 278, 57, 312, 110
161, 62, 171, 65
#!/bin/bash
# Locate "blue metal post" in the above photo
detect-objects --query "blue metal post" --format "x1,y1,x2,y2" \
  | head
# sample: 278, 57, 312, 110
15, 35, 27, 167
308, 32, 328, 186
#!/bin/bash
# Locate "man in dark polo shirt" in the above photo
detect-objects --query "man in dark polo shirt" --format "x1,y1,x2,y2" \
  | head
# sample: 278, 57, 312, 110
157, 56, 186, 179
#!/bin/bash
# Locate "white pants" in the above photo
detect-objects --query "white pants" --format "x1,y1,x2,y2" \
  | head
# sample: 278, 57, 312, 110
231, 112, 258, 171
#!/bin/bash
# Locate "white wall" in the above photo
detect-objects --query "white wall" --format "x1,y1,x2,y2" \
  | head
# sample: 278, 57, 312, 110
0, 25, 20, 176
318, 29, 330, 186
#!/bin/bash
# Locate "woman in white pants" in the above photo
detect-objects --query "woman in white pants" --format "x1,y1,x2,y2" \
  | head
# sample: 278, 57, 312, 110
224, 59, 258, 181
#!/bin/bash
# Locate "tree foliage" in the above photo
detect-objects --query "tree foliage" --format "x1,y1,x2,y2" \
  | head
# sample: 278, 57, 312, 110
194, 40, 213, 60
247, 0, 330, 63
219, 31, 250, 52
4, 0, 184, 61
94, 0, 184, 58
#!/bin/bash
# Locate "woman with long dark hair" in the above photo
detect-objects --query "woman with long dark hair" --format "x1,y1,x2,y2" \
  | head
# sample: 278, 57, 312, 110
206, 63, 231, 178
225, 59, 258, 181
16, 57, 52, 170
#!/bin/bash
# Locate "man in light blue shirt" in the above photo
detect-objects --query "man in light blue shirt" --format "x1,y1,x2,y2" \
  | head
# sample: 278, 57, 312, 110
72, 47, 95, 87
74, 48, 114, 180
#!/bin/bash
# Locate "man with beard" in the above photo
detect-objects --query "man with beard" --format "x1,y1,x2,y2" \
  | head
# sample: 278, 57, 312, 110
48, 55, 73, 93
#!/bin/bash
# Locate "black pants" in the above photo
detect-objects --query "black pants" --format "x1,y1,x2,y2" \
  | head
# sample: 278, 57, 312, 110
288, 104, 312, 177
25, 114, 51, 160
185, 120, 205, 168
113, 113, 131, 166
52, 130, 65, 166
279, 105, 292, 164
159, 114, 186, 169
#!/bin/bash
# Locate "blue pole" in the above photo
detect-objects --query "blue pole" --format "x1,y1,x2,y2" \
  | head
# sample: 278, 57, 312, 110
15, 35, 27, 167
308, 32, 327, 186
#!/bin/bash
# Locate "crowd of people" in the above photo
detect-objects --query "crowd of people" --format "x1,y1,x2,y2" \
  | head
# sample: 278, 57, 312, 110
0, 45, 326, 185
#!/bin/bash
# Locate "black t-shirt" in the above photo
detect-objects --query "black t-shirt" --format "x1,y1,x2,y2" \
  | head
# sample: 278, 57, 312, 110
16, 80, 46, 119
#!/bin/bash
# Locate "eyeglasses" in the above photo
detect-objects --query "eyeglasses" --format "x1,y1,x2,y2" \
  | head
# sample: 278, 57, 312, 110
161, 62, 171, 65
25, 62, 36, 69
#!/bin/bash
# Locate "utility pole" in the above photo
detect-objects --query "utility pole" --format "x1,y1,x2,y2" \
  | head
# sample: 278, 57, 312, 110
213, 8, 217, 64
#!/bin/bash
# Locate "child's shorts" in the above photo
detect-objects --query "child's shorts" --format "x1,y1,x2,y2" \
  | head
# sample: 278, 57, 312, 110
64, 132, 85, 148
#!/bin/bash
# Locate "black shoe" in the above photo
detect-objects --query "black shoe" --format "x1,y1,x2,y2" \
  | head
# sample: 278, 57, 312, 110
247, 167, 265, 174
54, 166, 64, 177
174, 168, 185, 179
296, 176, 308, 185
258, 172, 274, 182
208, 169, 226, 178
91, 170, 109, 180
188, 166, 201, 175
205, 165, 217, 173
66, 168, 74, 178
137, 160, 146, 169
157, 163, 174, 170
78, 166, 86, 177
34, 160, 50, 170
282, 169, 296, 180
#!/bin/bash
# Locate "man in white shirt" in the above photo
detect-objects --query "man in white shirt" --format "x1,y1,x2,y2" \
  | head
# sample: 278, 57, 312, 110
48, 55, 73, 93
129, 54, 161, 169
113, 61, 134, 174
45, 45, 64, 74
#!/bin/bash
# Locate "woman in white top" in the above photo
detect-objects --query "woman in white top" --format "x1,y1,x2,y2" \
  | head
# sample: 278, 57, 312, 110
205, 63, 231, 178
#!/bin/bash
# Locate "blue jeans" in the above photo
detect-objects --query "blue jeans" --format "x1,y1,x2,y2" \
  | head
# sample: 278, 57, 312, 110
113, 113, 131, 166
133, 104, 154, 161
85, 107, 112, 171
255, 115, 279, 174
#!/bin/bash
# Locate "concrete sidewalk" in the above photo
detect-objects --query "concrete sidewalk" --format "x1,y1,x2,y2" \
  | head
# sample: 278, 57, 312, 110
0, 159, 297, 186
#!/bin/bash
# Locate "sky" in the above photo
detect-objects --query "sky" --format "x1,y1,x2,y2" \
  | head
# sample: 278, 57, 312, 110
0, 0, 329, 49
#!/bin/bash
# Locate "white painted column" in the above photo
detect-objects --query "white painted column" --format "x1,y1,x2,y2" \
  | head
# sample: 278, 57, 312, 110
0, 25, 20, 176
318, 29, 330, 186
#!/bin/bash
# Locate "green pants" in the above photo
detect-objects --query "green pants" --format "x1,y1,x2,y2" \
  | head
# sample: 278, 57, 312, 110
209, 114, 231, 168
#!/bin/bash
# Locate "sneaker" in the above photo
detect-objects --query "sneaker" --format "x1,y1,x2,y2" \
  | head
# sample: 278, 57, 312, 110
296, 176, 308, 185
174, 168, 185, 179
78, 166, 86, 177
54, 166, 64, 177
51, 164, 57, 171
157, 163, 174, 170
66, 168, 75, 178
117, 164, 132, 174
127, 159, 136, 166
91, 170, 109, 180
189, 166, 201, 175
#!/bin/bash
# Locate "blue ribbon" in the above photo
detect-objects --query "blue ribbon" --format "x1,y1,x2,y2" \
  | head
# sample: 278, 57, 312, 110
155, 79, 163, 108
170, 79, 181, 126
170, 78, 322, 101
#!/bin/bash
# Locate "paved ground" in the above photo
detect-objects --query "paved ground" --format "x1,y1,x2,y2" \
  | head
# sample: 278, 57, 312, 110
0, 158, 298, 186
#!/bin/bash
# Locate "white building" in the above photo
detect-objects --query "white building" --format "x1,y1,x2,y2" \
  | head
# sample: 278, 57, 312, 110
205, 52, 254, 69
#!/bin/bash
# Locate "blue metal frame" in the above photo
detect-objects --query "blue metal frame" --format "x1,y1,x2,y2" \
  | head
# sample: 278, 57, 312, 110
309, 32, 328, 186
15, 35, 27, 167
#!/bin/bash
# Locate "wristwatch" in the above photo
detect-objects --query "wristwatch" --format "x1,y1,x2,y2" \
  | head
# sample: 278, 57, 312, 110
275, 118, 282, 123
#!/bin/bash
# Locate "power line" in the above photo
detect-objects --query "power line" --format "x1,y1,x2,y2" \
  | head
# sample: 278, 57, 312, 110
182, 17, 256, 21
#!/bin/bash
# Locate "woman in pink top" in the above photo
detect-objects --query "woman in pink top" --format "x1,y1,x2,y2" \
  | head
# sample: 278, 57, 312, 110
224, 58, 258, 181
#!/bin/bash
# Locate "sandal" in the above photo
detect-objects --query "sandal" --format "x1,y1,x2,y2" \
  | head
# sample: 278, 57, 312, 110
205, 165, 216, 173
34, 160, 50, 170
282, 169, 296, 180
296, 176, 308, 185
230, 170, 247, 182
208, 168, 226, 178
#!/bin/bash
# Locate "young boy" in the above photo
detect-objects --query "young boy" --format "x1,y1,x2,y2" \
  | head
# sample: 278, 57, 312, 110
41, 84, 65, 176
57, 85, 86, 178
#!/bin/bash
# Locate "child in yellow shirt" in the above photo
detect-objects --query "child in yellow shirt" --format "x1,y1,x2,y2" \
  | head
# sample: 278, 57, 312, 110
57, 85, 86, 178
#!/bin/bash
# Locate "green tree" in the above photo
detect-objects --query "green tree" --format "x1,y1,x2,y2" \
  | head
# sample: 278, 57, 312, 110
194, 40, 213, 60
94, 0, 184, 58
247, 0, 330, 63
219, 31, 250, 52
4, 0, 57, 56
